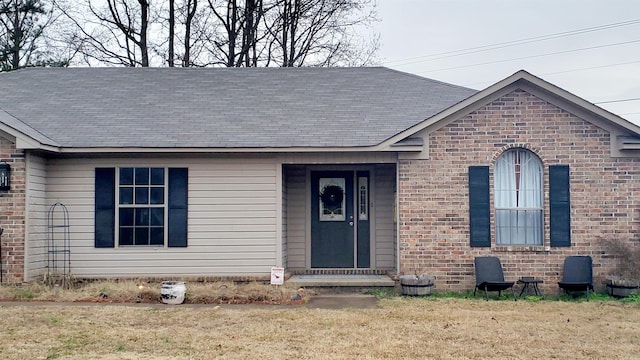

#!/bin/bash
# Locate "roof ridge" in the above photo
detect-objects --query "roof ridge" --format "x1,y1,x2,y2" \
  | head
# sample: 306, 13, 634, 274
380, 67, 478, 92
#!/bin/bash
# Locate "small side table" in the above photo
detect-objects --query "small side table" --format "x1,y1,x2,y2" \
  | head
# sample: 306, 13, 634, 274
518, 277, 543, 297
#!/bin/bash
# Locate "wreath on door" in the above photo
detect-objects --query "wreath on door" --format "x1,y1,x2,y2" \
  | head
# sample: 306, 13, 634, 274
320, 184, 344, 210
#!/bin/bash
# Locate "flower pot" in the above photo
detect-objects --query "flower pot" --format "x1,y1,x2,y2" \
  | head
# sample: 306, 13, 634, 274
399, 275, 434, 296
606, 278, 640, 298
161, 281, 187, 304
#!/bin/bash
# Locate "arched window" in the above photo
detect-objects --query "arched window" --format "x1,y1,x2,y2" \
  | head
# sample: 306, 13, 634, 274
494, 149, 543, 245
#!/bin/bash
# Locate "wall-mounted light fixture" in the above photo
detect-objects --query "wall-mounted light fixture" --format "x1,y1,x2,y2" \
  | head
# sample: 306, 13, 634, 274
0, 164, 10, 191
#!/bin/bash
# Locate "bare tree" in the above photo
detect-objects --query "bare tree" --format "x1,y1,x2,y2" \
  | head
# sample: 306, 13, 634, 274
239, 0, 265, 66
97, 0, 150, 66
168, 0, 174, 66
54, 0, 377, 68
202, 0, 376, 67
156, 0, 200, 66
205, 0, 265, 67
265, 0, 377, 67
181, 0, 197, 66
57, 0, 151, 67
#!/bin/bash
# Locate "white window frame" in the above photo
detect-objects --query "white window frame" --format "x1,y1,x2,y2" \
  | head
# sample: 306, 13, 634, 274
116, 167, 168, 247
494, 149, 544, 245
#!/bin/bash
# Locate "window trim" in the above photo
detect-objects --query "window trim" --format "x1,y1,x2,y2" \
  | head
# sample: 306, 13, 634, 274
115, 167, 169, 248
468, 161, 570, 250
94, 167, 188, 249
494, 148, 544, 246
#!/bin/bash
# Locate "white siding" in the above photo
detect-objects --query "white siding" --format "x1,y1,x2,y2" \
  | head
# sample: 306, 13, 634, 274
281, 166, 288, 268
284, 166, 307, 269
25, 154, 47, 280
39, 153, 397, 278
374, 164, 396, 269
45, 156, 279, 277
280, 152, 397, 164
284, 164, 397, 270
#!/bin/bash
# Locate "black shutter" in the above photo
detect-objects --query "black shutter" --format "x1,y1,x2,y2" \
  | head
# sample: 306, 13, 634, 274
550, 165, 571, 247
95, 168, 115, 248
469, 166, 491, 247
168, 168, 188, 247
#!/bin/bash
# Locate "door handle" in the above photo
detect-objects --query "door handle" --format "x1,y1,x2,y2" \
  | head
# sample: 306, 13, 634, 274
349, 221, 354, 226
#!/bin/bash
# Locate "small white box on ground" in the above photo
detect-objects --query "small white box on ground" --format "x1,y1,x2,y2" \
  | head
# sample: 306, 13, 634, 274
271, 267, 285, 285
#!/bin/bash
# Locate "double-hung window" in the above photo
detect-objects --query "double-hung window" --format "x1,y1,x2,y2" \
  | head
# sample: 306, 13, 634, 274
94, 167, 188, 248
494, 149, 543, 245
118, 167, 166, 246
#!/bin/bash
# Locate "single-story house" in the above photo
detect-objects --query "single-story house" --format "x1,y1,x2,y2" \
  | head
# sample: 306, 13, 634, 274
0, 67, 638, 292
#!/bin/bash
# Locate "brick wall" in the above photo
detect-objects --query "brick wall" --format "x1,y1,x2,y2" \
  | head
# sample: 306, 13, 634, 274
398, 89, 640, 293
0, 137, 25, 283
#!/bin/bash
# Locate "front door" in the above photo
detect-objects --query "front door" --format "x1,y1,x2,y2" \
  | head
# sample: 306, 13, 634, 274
311, 171, 370, 268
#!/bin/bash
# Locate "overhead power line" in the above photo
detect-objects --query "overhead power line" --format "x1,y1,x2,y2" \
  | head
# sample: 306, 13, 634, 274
539, 60, 640, 76
595, 97, 640, 104
416, 39, 640, 74
383, 18, 640, 67
462, 60, 640, 88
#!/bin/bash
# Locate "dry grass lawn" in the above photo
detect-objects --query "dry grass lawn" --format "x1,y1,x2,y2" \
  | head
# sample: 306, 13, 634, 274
0, 280, 307, 304
1, 296, 639, 359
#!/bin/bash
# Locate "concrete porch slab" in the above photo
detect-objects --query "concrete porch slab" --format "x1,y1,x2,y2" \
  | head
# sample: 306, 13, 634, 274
287, 274, 396, 288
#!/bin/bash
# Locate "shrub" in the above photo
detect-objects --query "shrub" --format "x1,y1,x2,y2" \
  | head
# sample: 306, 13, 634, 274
601, 237, 640, 285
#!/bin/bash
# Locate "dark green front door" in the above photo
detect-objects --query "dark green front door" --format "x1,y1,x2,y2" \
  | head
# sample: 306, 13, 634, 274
311, 171, 370, 268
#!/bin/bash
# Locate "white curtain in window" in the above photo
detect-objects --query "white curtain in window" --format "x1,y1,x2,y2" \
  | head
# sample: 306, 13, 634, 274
495, 150, 517, 209
495, 149, 543, 245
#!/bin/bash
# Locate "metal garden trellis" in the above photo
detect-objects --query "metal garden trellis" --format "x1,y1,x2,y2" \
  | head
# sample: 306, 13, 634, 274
47, 202, 71, 287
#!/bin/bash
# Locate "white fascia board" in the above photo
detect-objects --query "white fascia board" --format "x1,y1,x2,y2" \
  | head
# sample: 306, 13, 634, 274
0, 112, 61, 150
0, 125, 59, 151
15, 136, 60, 152
379, 145, 423, 152
56, 145, 422, 154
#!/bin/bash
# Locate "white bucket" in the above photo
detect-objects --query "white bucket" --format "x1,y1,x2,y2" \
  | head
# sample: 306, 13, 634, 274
161, 281, 186, 305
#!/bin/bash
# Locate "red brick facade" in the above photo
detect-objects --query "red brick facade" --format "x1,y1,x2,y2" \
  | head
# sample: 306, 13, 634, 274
0, 138, 25, 283
398, 89, 640, 293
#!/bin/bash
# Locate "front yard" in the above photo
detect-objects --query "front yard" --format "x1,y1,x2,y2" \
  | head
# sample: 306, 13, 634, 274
1, 290, 639, 359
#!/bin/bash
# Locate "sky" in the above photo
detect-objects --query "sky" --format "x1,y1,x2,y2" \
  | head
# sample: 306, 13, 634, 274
373, 0, 640, 125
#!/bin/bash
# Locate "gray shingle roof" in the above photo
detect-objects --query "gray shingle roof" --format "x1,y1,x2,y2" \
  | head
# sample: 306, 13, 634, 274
0, 67, 477, 149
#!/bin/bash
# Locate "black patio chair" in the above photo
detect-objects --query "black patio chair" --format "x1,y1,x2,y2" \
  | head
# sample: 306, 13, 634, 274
473, 256, 516, 301
557, 255, 594, 300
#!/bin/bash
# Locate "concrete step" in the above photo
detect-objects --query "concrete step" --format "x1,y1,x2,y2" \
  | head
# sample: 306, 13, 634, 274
287, 274, 396, 288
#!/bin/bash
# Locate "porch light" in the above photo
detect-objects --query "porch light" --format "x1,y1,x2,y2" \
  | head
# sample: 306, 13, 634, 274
0, 163, 9, 191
